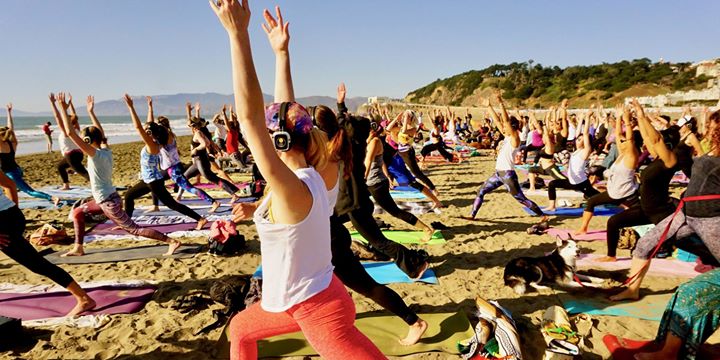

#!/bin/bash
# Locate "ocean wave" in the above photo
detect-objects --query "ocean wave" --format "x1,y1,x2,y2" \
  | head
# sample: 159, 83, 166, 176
14, 119, 193, 142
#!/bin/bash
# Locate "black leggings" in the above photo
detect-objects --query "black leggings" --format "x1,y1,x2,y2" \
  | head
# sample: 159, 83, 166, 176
420, 142, 453, 162
124, 179, 202, 220
585, 191, 637, 213
330, 216, 418, 325
184, 153, 239, 196
399, 148, 436, 191
547, 179, 599, 201
0, 206, 74, 288
523, 144, 544, 162
57, 150, 89, 184
605, 204, 674, 257
348, 190, 427, 278
368, 180, 418, 226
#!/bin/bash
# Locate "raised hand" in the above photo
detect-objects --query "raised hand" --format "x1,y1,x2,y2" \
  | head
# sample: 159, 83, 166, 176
87, 95, 95, 113
194, 102, 201, 112
209, 0, 251, 36
185, 102, 192, 112
49, 93, 56, 103
123, 94, 134, 107
262, 6, 290, 54
146, 96, 153, 106
57, 93, 70, 109
561, 99, 569, 108
6, 103, 11, 112
67, 93, 73, 105
337, 82, 347, 104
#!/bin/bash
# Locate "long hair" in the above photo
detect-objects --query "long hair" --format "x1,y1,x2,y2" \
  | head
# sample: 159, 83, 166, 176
0, 127, 15, 143
709, 110, 720, 153
313, 105, 352, 178
264, 102, 329, 171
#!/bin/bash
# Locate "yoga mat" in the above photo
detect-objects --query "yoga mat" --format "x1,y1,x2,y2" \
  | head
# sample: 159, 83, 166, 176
253, 261, 438, 284
350, 230, 446, 245
18, 199, 73, 210
0, 284, 156, 320
523, 204, 622, 217
546, 228, 607, 241
576, 254, 703, 278
89, 222, 199, 236
130, 212, 232, 225
560, 292, 671, 321
44, 245, 203, 264
389, 191, 427, 200
373, 200, 441, 216
602, 335, 656, 360
17, 186, 93, 200
217, 311, 474, 358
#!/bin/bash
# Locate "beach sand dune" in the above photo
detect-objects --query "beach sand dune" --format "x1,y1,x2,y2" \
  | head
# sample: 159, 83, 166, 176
1, 138, 718, 359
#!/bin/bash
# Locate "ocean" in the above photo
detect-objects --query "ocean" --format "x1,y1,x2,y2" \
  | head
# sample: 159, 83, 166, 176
10, 115, 194, 156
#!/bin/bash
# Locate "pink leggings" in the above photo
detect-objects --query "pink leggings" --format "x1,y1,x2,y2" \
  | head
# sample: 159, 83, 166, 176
228, 275, 386, 360
71, 192, 169, 245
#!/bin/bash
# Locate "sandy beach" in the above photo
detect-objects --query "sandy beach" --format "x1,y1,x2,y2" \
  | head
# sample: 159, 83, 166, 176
1, 136, 718, 360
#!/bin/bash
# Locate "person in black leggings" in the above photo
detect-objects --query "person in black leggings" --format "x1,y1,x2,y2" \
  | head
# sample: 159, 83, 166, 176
49, 93, 90, 189
0, 172, 95, 317
420, 116, 453, 163
599, 101, 694, 261
385, 110, 438, 193
122, 95, 208, 230
184, 116, 240, 199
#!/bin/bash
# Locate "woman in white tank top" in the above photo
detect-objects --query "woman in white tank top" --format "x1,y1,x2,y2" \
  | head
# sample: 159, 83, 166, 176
216, 4, 384, 359
467, 93, 547, 222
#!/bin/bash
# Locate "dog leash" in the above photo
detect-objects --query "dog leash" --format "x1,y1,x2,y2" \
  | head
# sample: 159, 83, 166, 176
623, 194, 720, 286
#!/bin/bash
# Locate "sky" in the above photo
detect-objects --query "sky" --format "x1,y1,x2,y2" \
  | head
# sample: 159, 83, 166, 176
1, 0, 719, 112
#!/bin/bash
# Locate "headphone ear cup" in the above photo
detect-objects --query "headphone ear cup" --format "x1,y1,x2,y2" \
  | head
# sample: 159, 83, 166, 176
83, 136, 91, 144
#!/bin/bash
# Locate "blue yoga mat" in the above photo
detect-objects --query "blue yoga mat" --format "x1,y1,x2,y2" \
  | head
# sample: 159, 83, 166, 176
19, 199, 75, 210
561, 293, 670, 321
523, 204, 622, 217
253, 262, 437, 285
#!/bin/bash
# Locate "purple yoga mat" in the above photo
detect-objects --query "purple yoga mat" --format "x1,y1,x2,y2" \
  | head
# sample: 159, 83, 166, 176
89, 222, 199, 235
0, 285, 156, 320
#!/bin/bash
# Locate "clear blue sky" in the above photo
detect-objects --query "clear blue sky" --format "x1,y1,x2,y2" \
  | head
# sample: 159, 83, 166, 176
1, 0, 718, 112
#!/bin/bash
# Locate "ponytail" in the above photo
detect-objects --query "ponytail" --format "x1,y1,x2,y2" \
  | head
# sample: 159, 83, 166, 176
306, 127, 329, 172
327, 127, 353, 179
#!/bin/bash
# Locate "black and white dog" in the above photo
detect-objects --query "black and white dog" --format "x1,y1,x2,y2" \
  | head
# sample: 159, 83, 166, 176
503, 238, 604, 294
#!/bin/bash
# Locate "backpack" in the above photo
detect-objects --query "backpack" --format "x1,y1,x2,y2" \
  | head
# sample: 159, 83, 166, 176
207, 220, 246, 256
29, 223, 71, 246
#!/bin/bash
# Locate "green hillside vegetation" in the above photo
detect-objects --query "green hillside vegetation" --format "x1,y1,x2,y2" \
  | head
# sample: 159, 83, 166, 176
406, 58, 712, 107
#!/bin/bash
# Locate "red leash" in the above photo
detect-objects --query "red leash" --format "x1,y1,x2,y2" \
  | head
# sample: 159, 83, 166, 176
623, 194, 720, 286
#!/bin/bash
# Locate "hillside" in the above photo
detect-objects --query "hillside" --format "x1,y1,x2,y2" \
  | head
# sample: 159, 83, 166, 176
405, 58, 715, 108
1, 93, 367, 117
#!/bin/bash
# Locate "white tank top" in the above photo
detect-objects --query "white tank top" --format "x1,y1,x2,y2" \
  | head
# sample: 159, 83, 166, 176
496, 137, 516, 171
607, 159, 638, 199
567, 150, 588, 185
254, 167, 334, 312
59, 131, 79, 155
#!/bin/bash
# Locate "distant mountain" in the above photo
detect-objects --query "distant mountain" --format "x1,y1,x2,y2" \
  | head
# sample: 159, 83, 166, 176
2, 93, 368, 117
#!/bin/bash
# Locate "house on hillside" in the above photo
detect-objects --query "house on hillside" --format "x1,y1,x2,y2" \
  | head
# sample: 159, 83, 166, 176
368, 96, 390, 105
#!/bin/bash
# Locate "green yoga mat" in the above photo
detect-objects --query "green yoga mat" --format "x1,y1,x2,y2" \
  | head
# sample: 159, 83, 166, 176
44, 245, 203, 264
217, 311, 473, 358
350, 230, 446, 245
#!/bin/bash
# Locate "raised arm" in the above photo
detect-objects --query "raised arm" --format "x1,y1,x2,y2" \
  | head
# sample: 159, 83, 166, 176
49, 93, 68, 136
580, 111, 593, 160
58, 93, 96, 157
86, 95, 105, 138
6, 103, 13, 131
185, 102, 193, 121
336, 83, 348, 116
146, 96, 155, 123
559, 99, 569, 138
68, 94, 78, 120
631, 99, 675, 167
211, 0, 308, 223
195, 102, 201, 119
125, 94, 159, 152
262, 6, 294, 103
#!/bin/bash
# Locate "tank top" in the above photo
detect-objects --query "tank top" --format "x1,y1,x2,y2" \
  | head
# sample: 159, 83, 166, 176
566, 150, 588, 185
496, 137, 516, 171
328, 177, 340, 208
140, 147, 163, 184
0, 141, 18, 173
254, 167, 334, 312
366, 152, 388, 187
59, 131, 79, 155
160, 140, 181, 171
530, 131, 543, 147
607, 159, 638, 199
226, 129, 239, 154
684, 155, 720, 218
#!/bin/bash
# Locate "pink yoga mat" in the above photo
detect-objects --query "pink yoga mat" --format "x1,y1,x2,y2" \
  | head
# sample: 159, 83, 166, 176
546, 228, 607, 241
577, 254, 703, 278
0, 285, 156, 320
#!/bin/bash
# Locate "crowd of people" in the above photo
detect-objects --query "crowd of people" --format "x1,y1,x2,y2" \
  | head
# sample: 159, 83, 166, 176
1, 0, 719, 359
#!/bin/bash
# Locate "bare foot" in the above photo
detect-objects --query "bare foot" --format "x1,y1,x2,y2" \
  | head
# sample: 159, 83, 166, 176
61, 184, 71, 190
431, 202, 445, 210
209, 201, 221, 213
573, 229, 588, 236
143, 206, 160, 214
412, 262, 430, 281
195, 218, 208, 231
66, 296, 96, 317
421, 229, 435, 243
609, 288, 640, 301
595, 256, 617, 262
399, 319, 428, 346
164, 240, 182, 256
52, 196, 62, 207
545, 207, 556, 212
61, 246, 85, 257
